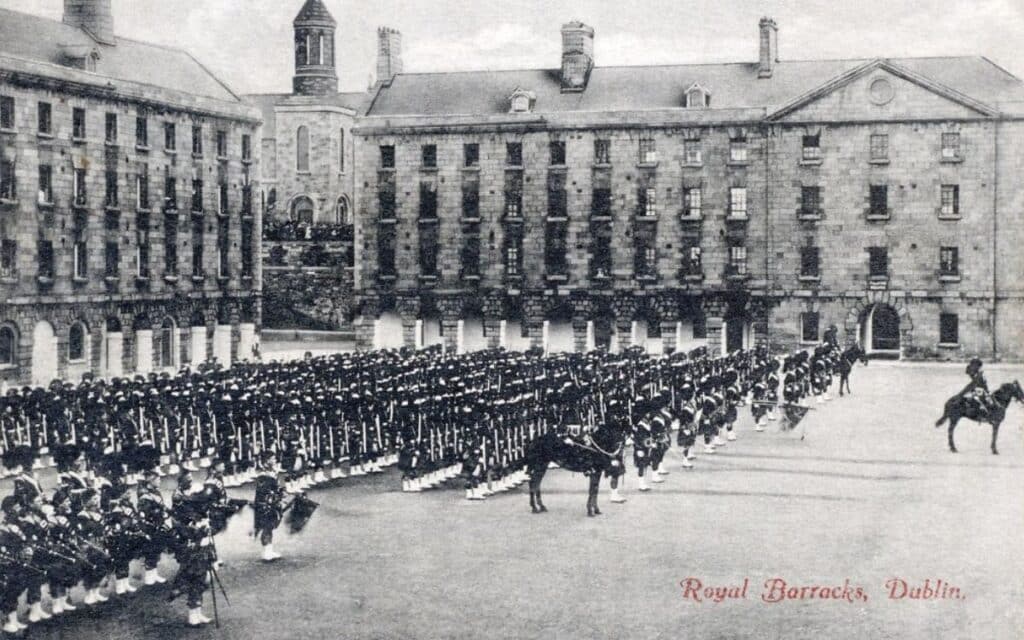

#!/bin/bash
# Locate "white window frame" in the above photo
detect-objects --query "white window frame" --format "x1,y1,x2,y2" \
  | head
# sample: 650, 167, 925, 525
684, 139, 702, 165
73, 241, 87, 279
729, 140, 748, 163
729, 187, 748, 218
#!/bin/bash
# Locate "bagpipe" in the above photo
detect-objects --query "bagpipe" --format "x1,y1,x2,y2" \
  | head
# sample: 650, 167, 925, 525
208, 498, 250, 536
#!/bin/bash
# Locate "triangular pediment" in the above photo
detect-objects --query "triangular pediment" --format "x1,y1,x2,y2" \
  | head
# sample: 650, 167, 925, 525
769, 59, 997, 122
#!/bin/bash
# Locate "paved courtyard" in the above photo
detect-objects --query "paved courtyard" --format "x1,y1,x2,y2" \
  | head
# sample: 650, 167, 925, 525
22, 362, 1024, 640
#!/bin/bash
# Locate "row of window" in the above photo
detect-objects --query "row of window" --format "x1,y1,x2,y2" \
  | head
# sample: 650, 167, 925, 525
0, 162, 253, 215
375, 131, 965, 171
799, 312, 960, 346
0, 225, 254, 284
0, 95, 252, 159
798, 246, 962, 279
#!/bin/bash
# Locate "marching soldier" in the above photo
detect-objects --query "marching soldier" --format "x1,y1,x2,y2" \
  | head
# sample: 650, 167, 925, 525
254, 451, 287, 561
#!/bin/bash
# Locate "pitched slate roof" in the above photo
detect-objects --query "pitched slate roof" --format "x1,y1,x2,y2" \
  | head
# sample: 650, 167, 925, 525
366, 56, 1024, 119
294, 0, 336, 25
0, 7, 239, 103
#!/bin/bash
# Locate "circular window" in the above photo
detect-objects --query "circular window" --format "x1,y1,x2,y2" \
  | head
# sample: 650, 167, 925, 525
869, 78, 895, 106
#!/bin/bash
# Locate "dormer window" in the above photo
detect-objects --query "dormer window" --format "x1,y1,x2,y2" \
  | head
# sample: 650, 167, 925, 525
685, 83, 711, 109
508, 88, 537, 114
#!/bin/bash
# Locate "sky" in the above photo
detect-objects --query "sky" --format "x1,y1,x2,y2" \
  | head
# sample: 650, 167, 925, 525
2, 0, 1023, 96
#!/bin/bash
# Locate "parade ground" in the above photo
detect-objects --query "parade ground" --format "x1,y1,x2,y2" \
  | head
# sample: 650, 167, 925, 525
24, 362, 1024, 640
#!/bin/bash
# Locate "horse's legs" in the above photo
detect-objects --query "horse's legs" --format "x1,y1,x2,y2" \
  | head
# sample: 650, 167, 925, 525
533, 466, 548, 512
528, 471, 538, 512
947, 417, 959, 453
991, 421, 1001, 455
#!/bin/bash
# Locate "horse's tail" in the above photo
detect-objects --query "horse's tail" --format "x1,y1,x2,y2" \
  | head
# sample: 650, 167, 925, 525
934, 411, 948, 428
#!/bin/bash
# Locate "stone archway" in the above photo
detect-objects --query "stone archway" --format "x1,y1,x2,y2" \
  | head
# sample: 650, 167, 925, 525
844, 295, 914, 359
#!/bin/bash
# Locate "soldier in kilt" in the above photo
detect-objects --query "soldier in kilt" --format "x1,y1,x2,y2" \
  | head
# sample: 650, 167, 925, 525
254, 451, 286, 562
169, 494, 215, 627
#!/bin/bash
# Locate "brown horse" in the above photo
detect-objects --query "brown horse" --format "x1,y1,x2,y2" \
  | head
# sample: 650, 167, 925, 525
935, 380, 1023, 455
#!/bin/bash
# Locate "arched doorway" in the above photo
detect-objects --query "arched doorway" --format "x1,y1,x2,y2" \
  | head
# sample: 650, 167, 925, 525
31, 321, 57, 387
860, 303, 900, 357
290, 195, 314, 225
335, 195, 351, 225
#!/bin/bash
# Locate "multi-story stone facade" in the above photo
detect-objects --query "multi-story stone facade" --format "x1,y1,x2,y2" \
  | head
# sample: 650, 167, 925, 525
351, 18, 1024, 360
0, 1, 262, 386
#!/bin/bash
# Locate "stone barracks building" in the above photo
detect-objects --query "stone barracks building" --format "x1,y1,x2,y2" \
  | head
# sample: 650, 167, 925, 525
0, 0, 262, 386
350, 17, 1024, 360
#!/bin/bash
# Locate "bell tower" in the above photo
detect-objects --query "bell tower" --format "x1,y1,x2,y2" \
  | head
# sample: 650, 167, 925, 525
293, 0, 338, 96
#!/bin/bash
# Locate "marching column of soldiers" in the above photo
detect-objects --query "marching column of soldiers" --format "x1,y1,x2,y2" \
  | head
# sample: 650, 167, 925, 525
0, 340, 843, 631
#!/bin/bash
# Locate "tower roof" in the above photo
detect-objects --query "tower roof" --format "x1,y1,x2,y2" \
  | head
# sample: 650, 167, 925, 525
294, 0, 336, 26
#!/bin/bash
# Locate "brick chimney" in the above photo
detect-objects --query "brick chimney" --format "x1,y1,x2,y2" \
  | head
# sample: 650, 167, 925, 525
758, 17, 778, 78
560, 21, 594, 92
376, 27, 403, 85
63, 0, 115, 46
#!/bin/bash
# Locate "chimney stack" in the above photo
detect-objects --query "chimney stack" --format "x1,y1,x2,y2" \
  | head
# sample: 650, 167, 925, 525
376, 27, 403, 85
758, 17, 778, 78
63, 0, 115, 46
560, 21, 594, 92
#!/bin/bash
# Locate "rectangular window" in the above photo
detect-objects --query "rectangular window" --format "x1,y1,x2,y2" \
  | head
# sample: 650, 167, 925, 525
0, 160, 14, 200
461, 230, 480, 277
241, 221, 254, 276
729, 138, 748, 163
505, 234, 522, 276
73, 168, 87, 205
241, 134, 252, 161
0, 239, 15, 278
105, 241, 119, 278
684, 138, 702, 165
164, 176, 177, 210
729, 187, 748, 218
801, 246, 820, 278
634, 227, 657, 277
592, 188, 612, 218
37, 102, 52, 135
464, 143, 479, 168
940, 185, 960, 216
380, 145, 395, 168
216, 130, 227, 158
729, 245, 748, 275
940, 246, 959, 276
164, 122, 176, 151
868, 247, 888, 278
640, 187, 657, 217
939, 313, 959, 345
38, 239, 54, 279
461, 180, 479, 220
591, 222, 612, 277
683, 244, 702, 276
105, 170, 118, 207
218, 182, 229, 214
0, 96, 14, 130
801, 186, 822, 216
164, 217, 178, 275
550, 140, 567, 166
420, 181, 438, 219
547, 172, 567, 218
191, 179, 203, 212
504, 172, 523, 219
72, 107, 86, 140
801, 312, 820, 343
137, 169, 149, 209
377, 225, 396, 275
545, 221, 568, 276
105, 113, 117, 144
942, 133, 961, 160
594, 139, 611, 164
338, 129, 344, 172
73, 241, 87, 279
217, 220, 229, 278
869, 185, 889, 216
192, 217, 204, 276
136, 116, 148, 148
421, 144, 437, 168
638, 137, 657, 164
418, 224, 438, 276
38, 165, 52, 204
682, 187, 702, 218
802, 134, 821, 160
192, 126, 203, 155
506, 142, 522, 166
870, 134, 889, 161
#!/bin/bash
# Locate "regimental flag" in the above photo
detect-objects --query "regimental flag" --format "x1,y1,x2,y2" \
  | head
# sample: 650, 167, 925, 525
784, 404, 811, 429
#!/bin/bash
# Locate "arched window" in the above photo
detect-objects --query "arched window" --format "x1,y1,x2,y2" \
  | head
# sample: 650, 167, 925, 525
155, 317, 175, 369
336, 196, 351, 225
68, 322, 87, 362
318, 33, 325, 65
0, 325, 16, 366
296, 126, 310, 172
291, 196, 315, 224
